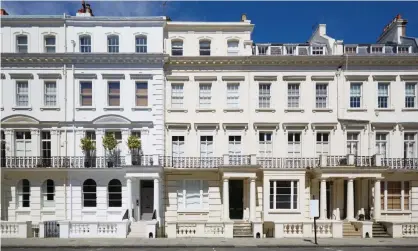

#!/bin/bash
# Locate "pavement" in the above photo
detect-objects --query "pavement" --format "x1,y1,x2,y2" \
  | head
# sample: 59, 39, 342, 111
1, 238, 418, 248
2, 248, 418, 251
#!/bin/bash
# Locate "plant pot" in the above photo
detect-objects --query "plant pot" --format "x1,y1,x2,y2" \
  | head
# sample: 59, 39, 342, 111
131, 160, 139, 165
84, 161, 91, 168
107, 161, 114, 168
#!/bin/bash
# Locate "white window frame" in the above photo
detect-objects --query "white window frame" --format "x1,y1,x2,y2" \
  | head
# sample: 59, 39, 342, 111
404, 132, 417, 158
82, 179, 97, 208
350, 82, 362, 108
44, 81, 57, 107
171, 83, 184, 108
17, 179, 30, 208
79, 80, 93, 107
397, 46, 411, 54
199, 40, 211, 56
107, 81, 120, 107
405, 82, 417, 108
287, 132, 301, 157
44, 35, 56, 53
287, 83, 300, 108
172, 136, 185, 157
16, 35, 28, 53
371, 46, 384, 54
311, 45, 324, 55
228, 135, 242, 156
377, 82, 390, 108
316, 132, 330, 156
79, 35, 92, 53
199, 83, 212, 108
315, 83, 328, 108
15, 131, 32, 157
226, 83, 240, 108
258, 83, 271, 108
200, 135, 214, 158
347, 132, 360, 155
42, 179, 55, 208
345, 46, 358, 54
381, 181, 411, 212
177, 179, 209, 211
269, 180, 299, 210
285, 45, 297, 55
375, 132, 388, 157
259, 132, 273, 157
107, 35, 119, 53
227, 40, 239, 55
171, 40, 183, 56
15, 80, 30, 107
135, 35, 147, 53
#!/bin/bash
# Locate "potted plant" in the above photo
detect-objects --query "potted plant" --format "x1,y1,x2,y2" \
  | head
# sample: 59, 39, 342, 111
127, 135, 141, 165
80, 137, 96, 168
103, 133, 118, 168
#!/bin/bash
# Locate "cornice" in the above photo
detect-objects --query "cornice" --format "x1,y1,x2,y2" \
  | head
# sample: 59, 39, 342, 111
1, 53, 167, 66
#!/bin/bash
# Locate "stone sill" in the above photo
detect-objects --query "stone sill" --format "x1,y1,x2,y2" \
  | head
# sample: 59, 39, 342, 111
312, 108, 333, 113
256, 108, 276, 113
168, 108, 188, 113
196, 108, 216, 113
347, 108, 368, 112
76, 107, 96, 111
104, 107, 124, 111
12, 106, 32, 111
40, 107, 60, 111
223, 108, 243, 113
131, 106, 152, 111
285, 108, 304, 113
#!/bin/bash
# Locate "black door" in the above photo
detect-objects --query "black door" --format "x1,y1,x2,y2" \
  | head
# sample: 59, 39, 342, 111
41, 131, 51, 167
229, 180, 244, 219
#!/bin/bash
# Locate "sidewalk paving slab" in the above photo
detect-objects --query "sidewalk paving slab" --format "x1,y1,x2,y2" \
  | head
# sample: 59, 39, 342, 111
2, 238, 418, 248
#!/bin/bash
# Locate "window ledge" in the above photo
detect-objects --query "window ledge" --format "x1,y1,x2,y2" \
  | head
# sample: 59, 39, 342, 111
375, 108, 395, 112
196, 108, 216, 113
104, 107, 124, 111
168, 108, 188, 113
41, 208, 56, 213
81, 208, 98, 213
107, 209, 122, 213
268, 209, 301, 214
256, 108, 276, 113
402, 108, 418, 112
40, 106, 60, 111
312, 108, 333, 113
12, 106, 32, 111
76, 106, 96, 111
223, 108, 243, 113
382, 210, 411, 214
347, 108, 368, 112
177, 209, 209, 214
285, 108, 304, 113
132, 106, 152, 111
15, 208, 31, 213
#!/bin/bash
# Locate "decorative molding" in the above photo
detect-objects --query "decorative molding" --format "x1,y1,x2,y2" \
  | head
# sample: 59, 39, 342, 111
311, 75, 334, 81
9, 73, 34, 79
222, 76, 245, 81
345, 75, 369, 81
165, 123, 191, 131
372, 75, 397, 81
253, 122, 280, 132
282, 123, 309, 132
370, 122, 397, 132
37, 73, 62, 80
130, 74, 153, 80
311, 123, 338, 132
254, 76, 277, 81
30, 129, 40, 135
400, 75, 418, 81
121, 128, 131, 135
74, 73, 97, 79
102, 74, 125, 80
222, 123, 248, 131
166, 76, 189, 81
1, 115, 39, 125
194, 123, 220, 131
92, 115, 131, 125
194, 76, 217, 81
283, 75, 306, 81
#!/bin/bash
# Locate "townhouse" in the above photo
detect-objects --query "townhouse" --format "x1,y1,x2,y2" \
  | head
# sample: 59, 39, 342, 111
1, 2, 418, 239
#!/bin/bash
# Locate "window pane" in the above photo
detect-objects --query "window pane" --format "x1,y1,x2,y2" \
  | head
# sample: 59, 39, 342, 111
185, 180, 201, 209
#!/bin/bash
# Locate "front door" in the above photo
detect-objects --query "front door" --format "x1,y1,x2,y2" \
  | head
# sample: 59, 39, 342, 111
229, 179, 244, 219
140, 180, 154, 220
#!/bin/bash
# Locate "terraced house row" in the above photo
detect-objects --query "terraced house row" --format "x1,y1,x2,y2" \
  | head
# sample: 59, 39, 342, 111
1, 2, 418, 239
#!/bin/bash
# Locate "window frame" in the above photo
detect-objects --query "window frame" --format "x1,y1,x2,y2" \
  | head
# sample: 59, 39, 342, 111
42, 179, 55, 208
177, 179, 209, 211
82, 179, 97, 208
377, 82, 390, 109
108, 179, 122, 208
199, 83, 212, 108
259, 132, 273, 157
79, 80, 93, 107
16, 35, 28, 53
15, 80, 30, 107
227, 40, 239, 55
287, 132, 301, 157
405, 82, 417, 108
200, 135, 214, 158
311, 45, 324, 55
43, 81, 57, 107
316, 132, 330, 156
44, 35, 56, 53
375, 132, 388, 157
171, 83, 184, 108
171, 40, 183, 56
199, 40, 211, 56
404, 132, 417, 158
107, 35, 119, 53
269, 180, 299, 210
315, 83, 328, 108
135, 81, 148, 107
15, 131, 32, 157
287, 83, 300, 108
135, 35, 147, 53
79, 35, 92, 53
347, 132, 360, 155
228, 135, 242, 156
172, 135, 185, 157
258, 83, 271, 108
107, 81, 120, 107
349, 82, 362, 108
381, 181, 410, 211
17, 179, 31, 208
226, 83, 240, 108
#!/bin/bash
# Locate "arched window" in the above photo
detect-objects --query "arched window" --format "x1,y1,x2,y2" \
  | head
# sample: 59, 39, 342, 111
171, 40, 183, 56
17, 179, 30, 207
199, 40, 211, 56
42, 179, 55, 207
107, 35, 119, 53
79, 35, 91, 53
83, 179, 97, 207
108, 179, 122, 207
16, 35, 28, 53
227, 40, 239, 55
135, 35, 147, 53
44, 35, 56, 53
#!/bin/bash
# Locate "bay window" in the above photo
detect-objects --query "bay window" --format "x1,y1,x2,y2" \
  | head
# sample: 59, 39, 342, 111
269, 180, 298, 210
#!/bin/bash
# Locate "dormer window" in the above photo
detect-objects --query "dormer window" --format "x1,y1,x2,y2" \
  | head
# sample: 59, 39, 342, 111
311, 46, 324, 55
44, 36, 56, 53
107, 35, 119, 53
199, 40, 211, 56
397, 46, 410, 54
135, 35, 147, 53
371, 46, 383, 54
257, 45, 268, 55
171, 40, 183, 56
345, 46, 357, 54
286, 45, 296, 55
227, 40, 239, 55
79, 35, 91, 53
16, 35, 28, 53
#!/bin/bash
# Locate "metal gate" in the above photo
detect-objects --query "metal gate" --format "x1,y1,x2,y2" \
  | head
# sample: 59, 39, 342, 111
44, 221, 60, 238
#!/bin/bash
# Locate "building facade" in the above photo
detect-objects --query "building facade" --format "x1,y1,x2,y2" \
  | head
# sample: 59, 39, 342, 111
1, 5, 418, 239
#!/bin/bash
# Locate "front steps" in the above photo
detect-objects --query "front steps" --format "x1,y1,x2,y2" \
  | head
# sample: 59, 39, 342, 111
233, 221, 253, 238
343, 222, 361, 238
373, 222, 391, 238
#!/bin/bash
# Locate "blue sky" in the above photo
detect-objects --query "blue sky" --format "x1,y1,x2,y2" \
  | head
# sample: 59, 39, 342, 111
2, 1, 418, 43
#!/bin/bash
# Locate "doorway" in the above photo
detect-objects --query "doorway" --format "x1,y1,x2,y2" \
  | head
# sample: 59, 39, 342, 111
140, 180, 154, 220
229, 179, 244, 220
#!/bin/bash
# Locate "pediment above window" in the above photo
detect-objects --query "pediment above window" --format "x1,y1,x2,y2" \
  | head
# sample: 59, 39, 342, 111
92, 115, 131, 125
1, 115, 39, 125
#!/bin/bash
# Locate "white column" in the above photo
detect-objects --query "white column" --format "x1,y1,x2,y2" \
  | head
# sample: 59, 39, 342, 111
223, 178, 229, 221
95, 129, 105, 157
50, 128, 59, 157
320, 178, 327, 220
374, 178, 381, 220
154, 178, 160, 222
127, 178, 133, 221
5, 129, 14, 156
30, 129, 41, 157
121, 129, 131, 165
250, 177, 256, 222
75, 129, 85, 156
346, 178, 355, 221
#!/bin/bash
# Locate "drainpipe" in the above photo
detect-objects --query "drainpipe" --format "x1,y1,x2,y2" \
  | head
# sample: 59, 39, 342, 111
63, 13, 67, 52
71, 40, 76, 157
63, 65, 68, 156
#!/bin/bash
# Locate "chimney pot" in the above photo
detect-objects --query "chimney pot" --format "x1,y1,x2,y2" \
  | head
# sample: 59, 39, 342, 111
0, 9, 9, 15
396, 14, 401, 20
241, 13, 247, 22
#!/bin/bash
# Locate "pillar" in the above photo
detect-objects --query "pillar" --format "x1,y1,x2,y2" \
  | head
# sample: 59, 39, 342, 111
4, 129, 14, 156
374, 178, 381, 220
50, 128, 59, 157
121, 129, 131, 165
250, 177, 256, 222
127, 178, 133, 221
95, 129, 105, 157
320, 178, 327, 220
30, 129, 41, 157
223, 178, 229, 220
154, 178, 160, 222
346, 178, 355, 221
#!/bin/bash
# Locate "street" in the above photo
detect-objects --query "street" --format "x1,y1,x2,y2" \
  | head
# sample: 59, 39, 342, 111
2, 248, 418, 251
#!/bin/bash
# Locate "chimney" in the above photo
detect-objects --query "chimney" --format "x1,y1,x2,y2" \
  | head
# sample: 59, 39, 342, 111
377, 14, 408, 43
0, 9, 9, 15
241, 13, 247, 22
76, 0, 94, 17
